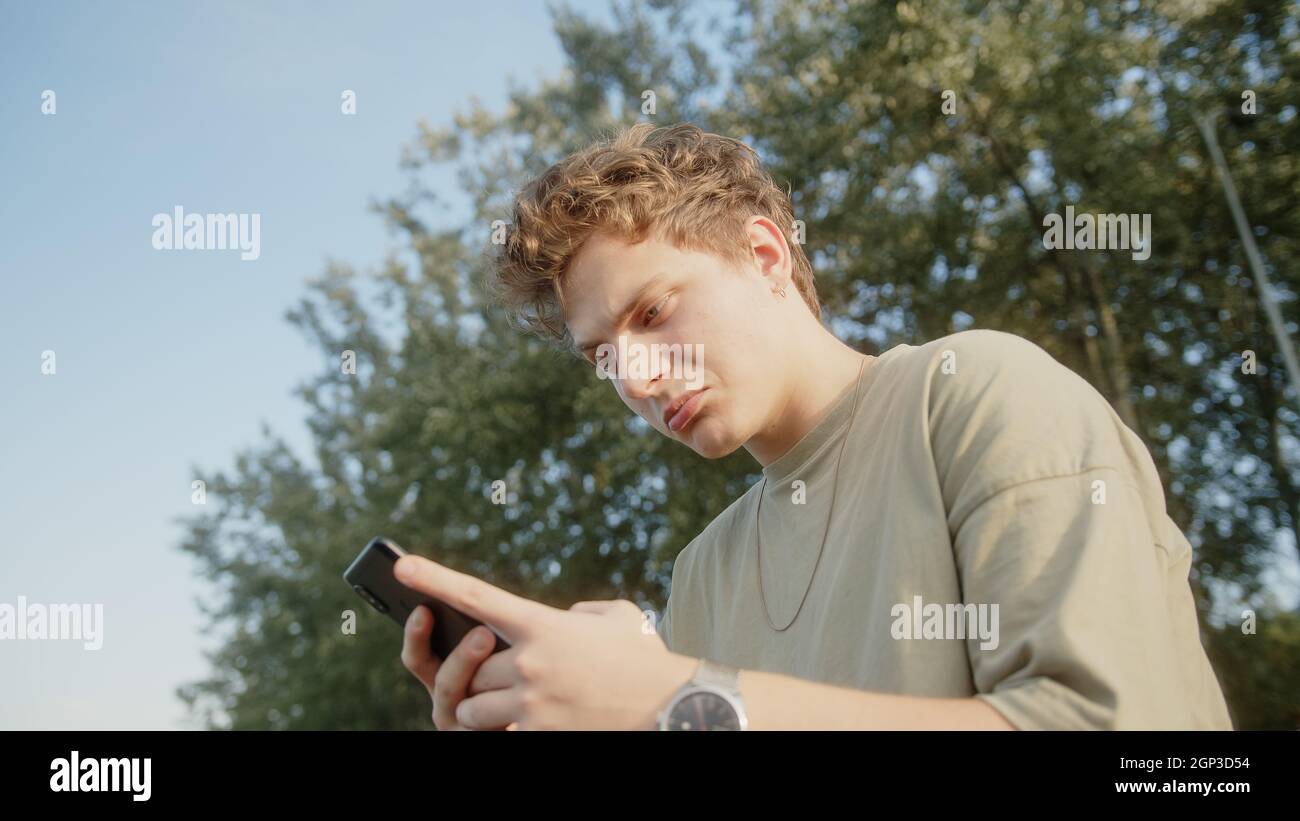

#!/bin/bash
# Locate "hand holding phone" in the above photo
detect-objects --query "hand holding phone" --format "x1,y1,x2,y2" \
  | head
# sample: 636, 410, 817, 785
343, 536, 510, 660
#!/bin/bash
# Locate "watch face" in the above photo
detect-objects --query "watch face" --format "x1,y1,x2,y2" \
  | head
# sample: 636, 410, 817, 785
666, 691, 742, 730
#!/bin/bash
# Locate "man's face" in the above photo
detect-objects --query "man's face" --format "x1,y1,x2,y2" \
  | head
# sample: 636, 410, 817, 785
564, 226, 792, 458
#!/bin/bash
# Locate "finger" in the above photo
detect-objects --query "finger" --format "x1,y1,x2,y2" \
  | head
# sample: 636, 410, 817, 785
572, 599, 650, 634
466, 646, 523, 696
568, 600, 620, 614
432, 625, 499, 730
394, 554, 549, 640
456, 687, 523, 731
401, 606, 441, 690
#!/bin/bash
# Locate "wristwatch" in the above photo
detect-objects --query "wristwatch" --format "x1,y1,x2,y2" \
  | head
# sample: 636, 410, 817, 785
656, 658, 749, 731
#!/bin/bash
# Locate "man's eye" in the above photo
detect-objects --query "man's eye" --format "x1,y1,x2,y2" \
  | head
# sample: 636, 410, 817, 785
644, 295, 671, 323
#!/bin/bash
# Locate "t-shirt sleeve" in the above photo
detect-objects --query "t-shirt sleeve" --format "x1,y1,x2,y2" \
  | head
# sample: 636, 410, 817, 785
656, 602, 673, 650
656, 535, 709, 657
924, 330, 1209, 729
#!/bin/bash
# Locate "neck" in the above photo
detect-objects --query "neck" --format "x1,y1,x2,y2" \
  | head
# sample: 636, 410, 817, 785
744, 326, 871, 468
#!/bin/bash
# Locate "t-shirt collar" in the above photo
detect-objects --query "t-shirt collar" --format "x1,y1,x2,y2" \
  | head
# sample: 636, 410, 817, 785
761, 360, 870, 486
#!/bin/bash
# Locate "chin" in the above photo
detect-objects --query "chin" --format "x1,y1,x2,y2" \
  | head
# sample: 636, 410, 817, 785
682, 423, 742, 459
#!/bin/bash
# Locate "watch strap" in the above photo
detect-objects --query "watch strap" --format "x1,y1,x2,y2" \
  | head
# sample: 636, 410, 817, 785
692, 657, 740, 694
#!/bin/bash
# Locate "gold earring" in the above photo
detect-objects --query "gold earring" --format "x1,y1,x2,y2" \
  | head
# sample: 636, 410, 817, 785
776, 287, 787, 299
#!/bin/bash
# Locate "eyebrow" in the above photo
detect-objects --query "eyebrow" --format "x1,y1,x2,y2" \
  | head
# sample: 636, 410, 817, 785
572, 274, 668, 352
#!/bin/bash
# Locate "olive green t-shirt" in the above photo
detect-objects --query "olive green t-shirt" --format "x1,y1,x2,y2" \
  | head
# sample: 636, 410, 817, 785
656, 329, 1232, 730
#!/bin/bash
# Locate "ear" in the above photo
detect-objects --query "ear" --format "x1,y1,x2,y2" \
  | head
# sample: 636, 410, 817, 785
744, 215, 794, 295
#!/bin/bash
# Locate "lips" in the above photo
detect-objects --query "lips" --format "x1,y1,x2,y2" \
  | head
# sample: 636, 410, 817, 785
663, 388, 707, 432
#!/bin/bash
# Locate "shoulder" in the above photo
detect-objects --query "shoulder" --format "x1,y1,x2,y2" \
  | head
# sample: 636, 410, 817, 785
889, 329, 1112, 435
895, 328, 1061, 385
897, 330, 1138, 514
860, 329, 1062, 410
867, 329, 1103, 438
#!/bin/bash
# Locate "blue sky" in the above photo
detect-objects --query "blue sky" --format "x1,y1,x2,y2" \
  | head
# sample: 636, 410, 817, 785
0, 0, 616, 729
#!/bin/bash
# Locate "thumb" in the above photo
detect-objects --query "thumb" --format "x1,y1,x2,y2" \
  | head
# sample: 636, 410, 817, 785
401, 605, 441, 687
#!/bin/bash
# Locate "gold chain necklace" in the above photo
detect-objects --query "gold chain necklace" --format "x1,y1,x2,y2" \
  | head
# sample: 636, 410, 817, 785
755, 356, 867, 632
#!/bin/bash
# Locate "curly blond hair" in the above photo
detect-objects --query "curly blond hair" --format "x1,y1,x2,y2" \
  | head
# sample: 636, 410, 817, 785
488, 122, 820, 351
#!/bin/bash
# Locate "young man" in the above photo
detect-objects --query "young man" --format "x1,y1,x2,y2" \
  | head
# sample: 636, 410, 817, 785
394, 123, 1233, 730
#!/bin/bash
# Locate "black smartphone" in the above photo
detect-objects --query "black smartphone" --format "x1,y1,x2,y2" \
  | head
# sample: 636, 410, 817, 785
343, 536, 511, 660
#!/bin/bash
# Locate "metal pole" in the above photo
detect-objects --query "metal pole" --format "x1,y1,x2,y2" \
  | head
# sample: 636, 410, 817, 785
1195, 109, 1300, 403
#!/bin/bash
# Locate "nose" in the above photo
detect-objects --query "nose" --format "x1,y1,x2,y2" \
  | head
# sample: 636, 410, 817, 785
618, 369, 661, 402
611, 341, 669, 402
